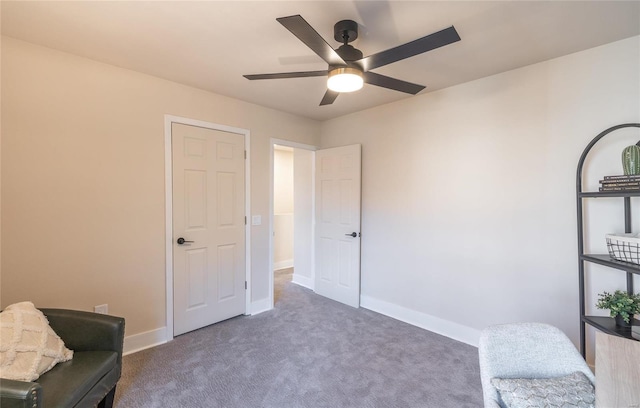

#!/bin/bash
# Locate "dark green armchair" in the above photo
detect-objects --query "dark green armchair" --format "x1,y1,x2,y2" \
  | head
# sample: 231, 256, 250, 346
0, 309, 125, 408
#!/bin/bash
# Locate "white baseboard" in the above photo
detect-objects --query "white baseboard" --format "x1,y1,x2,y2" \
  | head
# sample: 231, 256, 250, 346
291, 273, 314, 290
251, 297, 272, 315
123, 327, 168, 356
360, 295, 481, 347
274, 259, 293, 270
124, 298, 275, 354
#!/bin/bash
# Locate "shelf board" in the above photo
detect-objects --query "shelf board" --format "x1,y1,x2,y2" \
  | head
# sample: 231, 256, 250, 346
579, 191, 640, 198
583, 316, 640, 341
580, 254, 640, 274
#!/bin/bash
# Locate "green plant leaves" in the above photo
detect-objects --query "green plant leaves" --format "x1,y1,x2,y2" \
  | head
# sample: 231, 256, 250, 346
595, 290, 640, 323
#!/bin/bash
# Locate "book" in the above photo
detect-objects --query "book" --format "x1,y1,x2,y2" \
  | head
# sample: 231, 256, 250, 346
599, 186, 640, 192
599, 181, 640, 187
603, 174, 640, 181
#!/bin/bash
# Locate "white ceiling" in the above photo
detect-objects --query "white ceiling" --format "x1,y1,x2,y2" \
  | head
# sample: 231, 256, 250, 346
2, 1, 639, 121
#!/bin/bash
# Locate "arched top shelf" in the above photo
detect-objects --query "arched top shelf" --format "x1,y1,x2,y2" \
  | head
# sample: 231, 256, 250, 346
575, 122, 640, 356
576, 123, 640, 194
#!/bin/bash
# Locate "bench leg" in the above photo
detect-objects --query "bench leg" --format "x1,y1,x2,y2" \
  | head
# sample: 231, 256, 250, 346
98, 386, 116, 408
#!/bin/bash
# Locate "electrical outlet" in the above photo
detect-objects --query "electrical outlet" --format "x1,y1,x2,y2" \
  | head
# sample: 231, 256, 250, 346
94, 304, 108, 314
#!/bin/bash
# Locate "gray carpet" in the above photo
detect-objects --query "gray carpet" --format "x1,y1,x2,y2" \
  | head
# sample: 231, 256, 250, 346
115, 268, 483, 407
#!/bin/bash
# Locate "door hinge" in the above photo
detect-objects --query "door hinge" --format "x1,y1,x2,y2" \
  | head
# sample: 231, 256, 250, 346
245, 216, 247, 225
245, 281, 248, 290
244, 150, 247, 159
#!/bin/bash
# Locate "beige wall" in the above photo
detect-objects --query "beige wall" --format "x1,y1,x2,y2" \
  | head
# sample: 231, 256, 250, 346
292, 148, 314, 284
0, 37, 321, 336
273, 148, 294, 214
320, 36, 640, 361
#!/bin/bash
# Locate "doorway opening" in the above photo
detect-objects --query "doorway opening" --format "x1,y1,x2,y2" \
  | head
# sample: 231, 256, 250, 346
273, 145, 294, 303
268, 141, 362, 311
269, 139, 316, 308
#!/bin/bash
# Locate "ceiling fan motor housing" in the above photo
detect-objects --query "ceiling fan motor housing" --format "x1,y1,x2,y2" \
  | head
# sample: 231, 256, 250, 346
334, 45, 363, 67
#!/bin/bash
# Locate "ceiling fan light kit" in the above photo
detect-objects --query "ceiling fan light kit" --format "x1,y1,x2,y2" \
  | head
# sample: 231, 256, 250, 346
327, 67, 363, 93
244, 15, 461, 106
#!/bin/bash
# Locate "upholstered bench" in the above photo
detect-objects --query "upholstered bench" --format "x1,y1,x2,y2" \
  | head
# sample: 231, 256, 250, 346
0, 308, 125, 408
478, 323, 595, 408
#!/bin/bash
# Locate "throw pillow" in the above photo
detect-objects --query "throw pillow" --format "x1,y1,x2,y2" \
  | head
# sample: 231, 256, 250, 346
491, 371, 595, 408
0, 301, 73, 381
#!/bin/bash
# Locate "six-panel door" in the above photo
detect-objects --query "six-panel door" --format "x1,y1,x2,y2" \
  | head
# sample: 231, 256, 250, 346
172, 123, 246, 336
315, 144, 362, 308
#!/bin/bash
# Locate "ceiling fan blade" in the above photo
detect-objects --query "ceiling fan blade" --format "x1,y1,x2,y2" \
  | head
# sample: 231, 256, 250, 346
243, 70, 328, 80
358, 26, 461, 71
363, 72, 425, 95
277, 15, 346, 66
320, 90, 339, 106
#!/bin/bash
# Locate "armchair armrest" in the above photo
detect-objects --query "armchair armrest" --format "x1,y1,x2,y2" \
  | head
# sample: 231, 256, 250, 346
0, 379, 42, 408
40, 309, 125, 359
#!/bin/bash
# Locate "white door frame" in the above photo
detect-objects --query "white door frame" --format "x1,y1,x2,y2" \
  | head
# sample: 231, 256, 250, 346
165, 114, 251, 341
268, 138, 316, 310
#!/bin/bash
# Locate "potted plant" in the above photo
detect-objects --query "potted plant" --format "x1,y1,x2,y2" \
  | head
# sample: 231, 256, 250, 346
596, 290, 640, 326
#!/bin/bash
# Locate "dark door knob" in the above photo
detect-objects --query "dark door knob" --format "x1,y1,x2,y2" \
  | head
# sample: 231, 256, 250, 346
177, 237, 194, 245
345, 232, 358, 238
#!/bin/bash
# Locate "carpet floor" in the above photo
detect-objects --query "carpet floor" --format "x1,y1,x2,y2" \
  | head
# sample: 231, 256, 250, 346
114, 269, 483, 407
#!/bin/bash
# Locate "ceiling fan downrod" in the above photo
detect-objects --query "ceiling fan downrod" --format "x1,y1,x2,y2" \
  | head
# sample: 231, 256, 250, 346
332, 20, 363, 66
341, 31, 349, 46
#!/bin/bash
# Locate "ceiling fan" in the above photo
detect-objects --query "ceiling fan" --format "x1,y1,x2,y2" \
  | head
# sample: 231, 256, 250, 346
244, 15, 461, 106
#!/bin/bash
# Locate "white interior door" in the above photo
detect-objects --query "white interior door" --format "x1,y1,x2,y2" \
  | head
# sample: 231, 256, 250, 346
172, 123, 246, 336
314, 144, 362, 307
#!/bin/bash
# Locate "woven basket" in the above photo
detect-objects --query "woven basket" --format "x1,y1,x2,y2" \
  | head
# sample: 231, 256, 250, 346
606, 233, 640, 265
